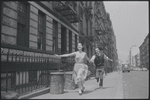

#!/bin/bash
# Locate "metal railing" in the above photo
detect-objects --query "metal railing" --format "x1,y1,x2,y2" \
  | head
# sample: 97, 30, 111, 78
1, 52, 75, 94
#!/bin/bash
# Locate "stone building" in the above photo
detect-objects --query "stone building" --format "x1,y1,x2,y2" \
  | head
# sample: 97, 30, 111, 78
90, 1, 118, 72
1, 1, 118, 94
134, 53, 140, 67
1, 1, 81, 56
1, 1, 84, 94
139, 33, 149, 69
78, 1, 93, 58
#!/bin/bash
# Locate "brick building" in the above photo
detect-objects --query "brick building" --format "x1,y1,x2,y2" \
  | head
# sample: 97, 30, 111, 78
139, 33, 149, 69
134, 53, 140, 67
1, 1, 118, 95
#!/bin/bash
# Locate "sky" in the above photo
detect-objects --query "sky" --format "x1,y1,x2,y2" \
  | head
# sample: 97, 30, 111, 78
103, 1, 149, 63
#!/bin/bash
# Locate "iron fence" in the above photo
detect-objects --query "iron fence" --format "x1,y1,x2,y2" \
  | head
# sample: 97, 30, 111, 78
1, 52, 75, 94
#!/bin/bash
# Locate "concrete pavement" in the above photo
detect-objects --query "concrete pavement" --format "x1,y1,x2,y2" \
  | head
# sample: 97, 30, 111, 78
19, 71, 124, 99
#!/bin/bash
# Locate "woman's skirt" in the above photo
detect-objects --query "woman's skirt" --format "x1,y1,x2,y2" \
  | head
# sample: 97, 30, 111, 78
72, 63, 88, 84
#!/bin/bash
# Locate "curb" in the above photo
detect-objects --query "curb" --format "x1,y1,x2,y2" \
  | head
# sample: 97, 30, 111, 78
18, 87, 50, 99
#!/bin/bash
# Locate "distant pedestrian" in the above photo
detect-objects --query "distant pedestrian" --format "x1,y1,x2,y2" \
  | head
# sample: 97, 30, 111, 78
90, 47, 113, 88
55, 43, 90, 95
104, 60, 108, 76
1, 48, 3, 53
117, 66, 120, 74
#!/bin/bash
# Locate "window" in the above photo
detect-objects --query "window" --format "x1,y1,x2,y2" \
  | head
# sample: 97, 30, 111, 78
86, 18, 88, 36
17, 2, 29, 47
89, 1, 92, 7
52, 20, 58, 52
80, 22, 83, 33
87, 45, 89, 57
85, 1, 87, 7
38, 11, 46, 50
75, 34, 77, 51
69, 30, 72, 53
79, 5, 83, 20
61, 26, 67, 54
91, 47, 93, 57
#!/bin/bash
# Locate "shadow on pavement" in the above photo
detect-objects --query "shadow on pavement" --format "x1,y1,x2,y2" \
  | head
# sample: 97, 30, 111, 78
82, 86, 115, 95
94, 86, 114, 90
82, 90, 94, 95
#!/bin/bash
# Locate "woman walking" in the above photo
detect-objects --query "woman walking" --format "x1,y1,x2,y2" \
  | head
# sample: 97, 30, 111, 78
55, 43, 90, 95
90, 47, 113, 88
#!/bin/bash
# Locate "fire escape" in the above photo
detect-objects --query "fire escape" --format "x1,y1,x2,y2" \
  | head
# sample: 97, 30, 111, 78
95, 15, 108, 35
82, 3, 94, 45
52, 1, 81, 23
94, 5, 110, 50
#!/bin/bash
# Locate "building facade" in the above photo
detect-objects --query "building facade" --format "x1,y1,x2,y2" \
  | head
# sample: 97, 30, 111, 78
78, 1, 93, 58
1, 1, 82, 94
1, 1, 118, 94
132, 55, 136, 67
134, 53, 140, 67
1, 1, 81, 56
91, 1, 118, 72
139, 33, 149, 69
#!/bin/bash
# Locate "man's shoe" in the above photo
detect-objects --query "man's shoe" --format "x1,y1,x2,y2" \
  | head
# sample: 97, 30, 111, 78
96, 78, 99, 82
99, 86, 103, 89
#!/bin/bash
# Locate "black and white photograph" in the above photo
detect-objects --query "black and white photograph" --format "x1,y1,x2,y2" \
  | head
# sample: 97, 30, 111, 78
1, 1, 149, 99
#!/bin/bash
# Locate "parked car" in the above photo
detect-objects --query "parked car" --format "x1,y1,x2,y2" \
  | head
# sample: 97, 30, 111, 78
122, 64, 130, 73
137, 67, 142, 71
142, 68, 148, 71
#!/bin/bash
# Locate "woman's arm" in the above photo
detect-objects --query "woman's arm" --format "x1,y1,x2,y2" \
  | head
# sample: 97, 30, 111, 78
89, 55, 96, 67
55, 52, 75, 57
90, 55, 95, 63
85, 53, 90, 62
85, 54, 95, 67
89, 55, 96, 66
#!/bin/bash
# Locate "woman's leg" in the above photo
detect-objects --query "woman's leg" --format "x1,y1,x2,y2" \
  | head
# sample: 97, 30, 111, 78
81, 79, 85, 91
77, 68, 85, 95
77, 78, 83, 95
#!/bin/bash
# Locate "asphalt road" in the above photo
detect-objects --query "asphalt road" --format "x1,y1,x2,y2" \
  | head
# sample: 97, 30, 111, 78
122, 70, 149, 99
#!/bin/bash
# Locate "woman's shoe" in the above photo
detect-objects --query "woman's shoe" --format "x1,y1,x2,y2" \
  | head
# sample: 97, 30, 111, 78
79, 90, 82, 95
81, 87, 85, 92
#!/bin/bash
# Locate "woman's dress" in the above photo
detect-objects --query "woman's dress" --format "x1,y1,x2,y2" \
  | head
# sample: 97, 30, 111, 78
72, 52, 88, 84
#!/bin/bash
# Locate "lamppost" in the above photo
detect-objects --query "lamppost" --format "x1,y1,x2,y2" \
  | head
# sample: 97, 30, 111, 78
129, 45, 136, 68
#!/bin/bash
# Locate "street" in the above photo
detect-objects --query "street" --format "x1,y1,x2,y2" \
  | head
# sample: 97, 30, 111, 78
122, 70, 149, 99
19, 70, 149, 99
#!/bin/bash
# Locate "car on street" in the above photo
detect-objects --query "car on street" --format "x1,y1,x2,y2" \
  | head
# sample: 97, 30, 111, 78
137, 67, 142, 71
142, 67, 148, 71
122, 64, 130, 73
132, 67, 141, 71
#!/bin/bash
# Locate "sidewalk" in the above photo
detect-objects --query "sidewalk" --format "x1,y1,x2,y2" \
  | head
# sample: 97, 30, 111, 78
20, 71, 124, 99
